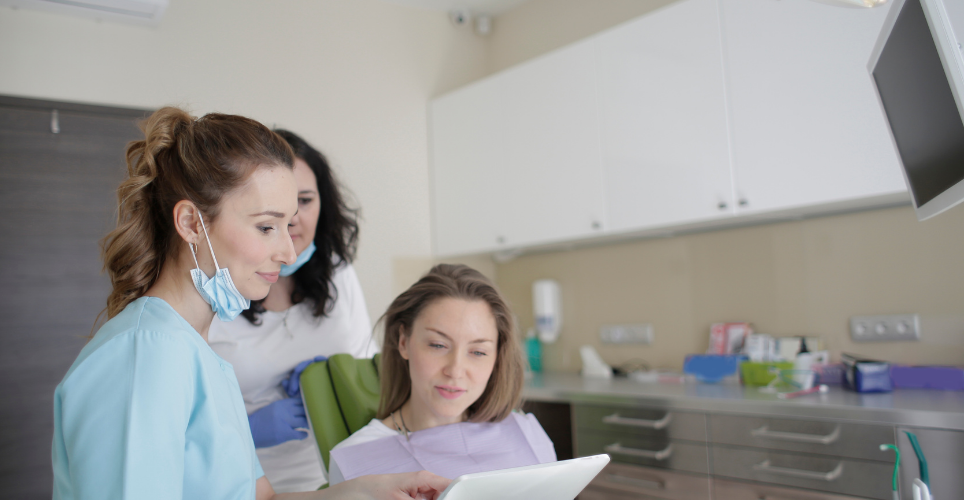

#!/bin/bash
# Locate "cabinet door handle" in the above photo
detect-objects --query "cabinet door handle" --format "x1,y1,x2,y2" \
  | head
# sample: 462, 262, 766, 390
750, 424, 841, 444
602, 473, 665, 490
602, 412, 672, 429
603, 443, 673, 460
752, 459, 843, 482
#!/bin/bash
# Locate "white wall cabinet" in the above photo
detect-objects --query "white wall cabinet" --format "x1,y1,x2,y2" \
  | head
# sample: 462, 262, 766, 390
719, 0, 907, 214
431, 39, 606, 256
430, 0, 909, 257
598, 0, 734, 232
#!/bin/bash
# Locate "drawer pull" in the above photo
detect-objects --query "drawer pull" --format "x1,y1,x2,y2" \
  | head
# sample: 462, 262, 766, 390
752, 459, 843, 482
603, 443, 674, 460
602, 412, 672, 429
601, 473, 664, 490
750, 424, 841, 444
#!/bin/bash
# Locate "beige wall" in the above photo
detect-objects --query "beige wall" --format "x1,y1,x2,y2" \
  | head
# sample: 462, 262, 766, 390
496, 206, 964, 372
478, 0, 962, 372
0, 0, 488, 323
484, 0, 677, 74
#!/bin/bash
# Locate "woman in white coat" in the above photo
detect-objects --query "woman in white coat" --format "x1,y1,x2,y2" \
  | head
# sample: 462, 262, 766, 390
208, 130, 376, 492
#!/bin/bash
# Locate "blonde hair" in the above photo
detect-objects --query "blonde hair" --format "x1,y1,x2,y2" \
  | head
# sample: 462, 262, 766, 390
100, 107, 293, 319
377, 264, 524, 423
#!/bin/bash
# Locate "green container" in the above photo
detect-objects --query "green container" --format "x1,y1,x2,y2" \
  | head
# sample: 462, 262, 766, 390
740, 361, 794, 386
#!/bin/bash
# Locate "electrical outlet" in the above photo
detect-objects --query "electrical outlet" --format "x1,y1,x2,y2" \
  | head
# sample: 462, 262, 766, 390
850, 314, 920, 342
600, 324, 653, 344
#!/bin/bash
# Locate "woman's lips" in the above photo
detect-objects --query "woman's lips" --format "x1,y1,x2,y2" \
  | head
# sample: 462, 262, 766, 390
258, 272, 279, 283
435, 385, 466, 400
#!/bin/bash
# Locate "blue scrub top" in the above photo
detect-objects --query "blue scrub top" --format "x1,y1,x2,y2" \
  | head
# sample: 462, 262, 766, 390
52, 297, 264, 500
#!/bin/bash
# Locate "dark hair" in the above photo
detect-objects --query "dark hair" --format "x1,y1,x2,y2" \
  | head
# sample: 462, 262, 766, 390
377, 264, 524, 423
101, 107, 294, 319
241, 130, 360, 323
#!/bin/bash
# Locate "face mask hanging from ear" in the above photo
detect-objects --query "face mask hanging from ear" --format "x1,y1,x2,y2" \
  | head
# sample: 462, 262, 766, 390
190, 212, 250, 322
279, 241, 316, 277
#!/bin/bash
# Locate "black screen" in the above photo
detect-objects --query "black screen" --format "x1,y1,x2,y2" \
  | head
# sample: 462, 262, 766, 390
873, 0, 964, 207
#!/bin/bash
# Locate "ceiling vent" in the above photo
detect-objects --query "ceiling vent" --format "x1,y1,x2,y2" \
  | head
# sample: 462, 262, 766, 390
0, 0, 169, 26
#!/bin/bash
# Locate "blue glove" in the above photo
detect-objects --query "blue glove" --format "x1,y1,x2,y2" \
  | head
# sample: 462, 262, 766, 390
281, 355, 328, 398
247, 397, 309, 448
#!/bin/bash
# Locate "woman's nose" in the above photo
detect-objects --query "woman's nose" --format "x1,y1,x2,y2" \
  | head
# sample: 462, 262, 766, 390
279, 232, 297, 265
443, 353, 466, 378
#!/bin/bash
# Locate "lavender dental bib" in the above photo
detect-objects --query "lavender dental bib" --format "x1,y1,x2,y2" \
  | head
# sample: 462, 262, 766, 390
330, 412, 556, 481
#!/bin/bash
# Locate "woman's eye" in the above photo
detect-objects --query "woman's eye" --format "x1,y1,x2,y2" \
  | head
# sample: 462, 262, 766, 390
258, 226, 274, 234
429, 343, 446, 350
472, 351, 488, 357
298, 197, 314, 205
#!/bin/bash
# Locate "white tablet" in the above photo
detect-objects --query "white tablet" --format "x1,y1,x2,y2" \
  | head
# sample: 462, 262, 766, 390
436, 454, 610, 500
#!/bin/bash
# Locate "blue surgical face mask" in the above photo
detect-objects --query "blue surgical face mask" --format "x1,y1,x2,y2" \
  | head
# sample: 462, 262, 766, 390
279, 241, 316, 277
189, 212, 250, 322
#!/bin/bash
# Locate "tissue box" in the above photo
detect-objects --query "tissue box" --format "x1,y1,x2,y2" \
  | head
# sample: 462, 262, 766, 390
841, 353, 892, 393
684, 354, 745, 383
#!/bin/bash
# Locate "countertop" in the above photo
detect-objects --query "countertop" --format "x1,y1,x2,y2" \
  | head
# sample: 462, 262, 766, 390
523, 372, 964, 431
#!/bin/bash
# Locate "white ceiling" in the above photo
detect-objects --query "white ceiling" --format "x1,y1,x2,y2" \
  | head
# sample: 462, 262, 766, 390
378, 0, 532, 16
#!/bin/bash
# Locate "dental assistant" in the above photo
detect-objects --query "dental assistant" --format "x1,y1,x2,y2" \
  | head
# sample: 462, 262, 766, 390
51, 107, 448, 500
208, 130, 375, 492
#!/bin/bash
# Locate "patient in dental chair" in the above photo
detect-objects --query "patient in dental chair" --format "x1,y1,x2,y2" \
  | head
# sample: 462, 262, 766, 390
327, 264, 555, 484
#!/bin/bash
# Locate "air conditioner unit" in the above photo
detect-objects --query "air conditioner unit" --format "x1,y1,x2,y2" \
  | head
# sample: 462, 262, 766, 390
0, 0, 169, 26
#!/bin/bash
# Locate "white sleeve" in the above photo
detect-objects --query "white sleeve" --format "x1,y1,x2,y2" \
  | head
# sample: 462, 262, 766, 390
333, 263, 378, 357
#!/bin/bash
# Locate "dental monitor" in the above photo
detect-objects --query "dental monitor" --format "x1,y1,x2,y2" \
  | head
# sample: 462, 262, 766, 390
869, 0, 964, 220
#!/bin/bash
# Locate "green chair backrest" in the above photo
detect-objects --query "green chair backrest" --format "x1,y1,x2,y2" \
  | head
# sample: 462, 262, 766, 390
300, 353, 382, 471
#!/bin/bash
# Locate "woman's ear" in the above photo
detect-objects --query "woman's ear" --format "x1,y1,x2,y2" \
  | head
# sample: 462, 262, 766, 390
397, 327, 411, 361
172, 200, 202, 244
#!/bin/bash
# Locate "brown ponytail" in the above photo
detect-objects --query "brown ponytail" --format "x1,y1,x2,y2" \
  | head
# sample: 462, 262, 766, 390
100, 107, 293, 319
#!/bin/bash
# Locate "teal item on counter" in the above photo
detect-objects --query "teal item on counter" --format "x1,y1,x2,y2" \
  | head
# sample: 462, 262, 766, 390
526, 333, 542, 373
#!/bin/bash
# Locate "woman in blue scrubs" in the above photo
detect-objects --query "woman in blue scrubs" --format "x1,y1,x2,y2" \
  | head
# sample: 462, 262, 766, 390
51, 107, 449, 500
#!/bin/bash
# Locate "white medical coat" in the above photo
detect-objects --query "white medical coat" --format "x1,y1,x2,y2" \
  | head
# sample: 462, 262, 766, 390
208, 262, 376, 492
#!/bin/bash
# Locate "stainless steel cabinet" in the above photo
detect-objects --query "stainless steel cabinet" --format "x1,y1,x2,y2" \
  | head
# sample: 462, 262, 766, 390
573, 402, 899, 500
582, 463, 711, 500
709, 414, 895, 462
712, 478, 868, 499
710, 446, 893, 499
578, 431, 710, 474
575, 406, 707, 441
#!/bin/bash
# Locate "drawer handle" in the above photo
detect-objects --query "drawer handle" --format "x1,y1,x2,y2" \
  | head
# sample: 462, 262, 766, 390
603, 443, 674, 460
752, 459, 844, 482
602, 473, 664, 490
602, 412, 672, 429
750, 424, 841, 444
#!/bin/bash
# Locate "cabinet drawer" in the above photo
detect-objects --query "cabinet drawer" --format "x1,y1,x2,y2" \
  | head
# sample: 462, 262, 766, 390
575, 404, 707, 441
712, 478, 869, 500
577, 429, 709, 474
583, 463, 710, 500
709, 414, 894, 461
711, 445, 892, 500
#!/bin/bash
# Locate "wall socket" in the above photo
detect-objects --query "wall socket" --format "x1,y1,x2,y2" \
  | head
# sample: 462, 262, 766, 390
600, 323, 653, 344
850, 314, 920, 342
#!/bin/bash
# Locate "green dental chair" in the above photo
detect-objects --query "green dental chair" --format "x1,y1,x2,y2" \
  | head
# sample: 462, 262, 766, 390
300, 353, 382, 473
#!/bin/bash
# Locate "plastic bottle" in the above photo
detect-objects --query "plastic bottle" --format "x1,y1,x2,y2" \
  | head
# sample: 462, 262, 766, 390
526, 328, 542, 373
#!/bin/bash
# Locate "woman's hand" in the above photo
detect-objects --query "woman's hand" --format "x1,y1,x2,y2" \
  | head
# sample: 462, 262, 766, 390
282, 355, 328, 397
331, 471, 452, 500
259, 471, 451, 500
247, 397, 309, 448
